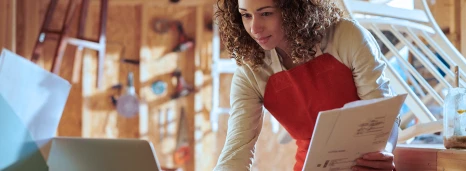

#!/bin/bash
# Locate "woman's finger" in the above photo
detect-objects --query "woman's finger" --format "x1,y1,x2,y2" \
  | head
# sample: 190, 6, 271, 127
362, 151, 394, 161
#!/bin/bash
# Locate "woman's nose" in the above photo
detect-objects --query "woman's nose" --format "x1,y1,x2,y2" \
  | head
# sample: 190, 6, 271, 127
250, 18, 264, 35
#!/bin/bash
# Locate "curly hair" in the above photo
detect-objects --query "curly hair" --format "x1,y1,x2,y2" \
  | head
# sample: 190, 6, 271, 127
215, 0, 344, 70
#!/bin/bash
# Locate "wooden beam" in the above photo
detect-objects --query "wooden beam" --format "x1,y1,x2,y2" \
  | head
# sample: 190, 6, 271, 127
10, 0, 16, 53
454, 0, 462, 50
16, 0, 40, 59
0, 0, 6, 49
394, 144, 466, 171
438, 147, 466, 170
0, 0, 15, 52
394, 144, 439, 171
91, 0, 214, 6
174, 6, 197, 171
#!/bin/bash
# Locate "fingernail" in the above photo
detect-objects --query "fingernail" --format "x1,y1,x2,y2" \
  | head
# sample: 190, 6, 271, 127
363, 155, 369, 159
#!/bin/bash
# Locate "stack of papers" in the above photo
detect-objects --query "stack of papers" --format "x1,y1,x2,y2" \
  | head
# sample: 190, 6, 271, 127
303, 94, 407, 171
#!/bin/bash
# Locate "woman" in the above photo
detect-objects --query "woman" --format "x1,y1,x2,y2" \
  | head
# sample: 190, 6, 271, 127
213, 0, 399, 171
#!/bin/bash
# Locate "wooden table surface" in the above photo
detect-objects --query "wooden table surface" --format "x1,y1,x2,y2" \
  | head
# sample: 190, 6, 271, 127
394, 144, 466, 171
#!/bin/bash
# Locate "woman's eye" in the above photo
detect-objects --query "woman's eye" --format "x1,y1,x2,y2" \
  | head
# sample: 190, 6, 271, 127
262, 12, 272, 16
241, 13, 252, 18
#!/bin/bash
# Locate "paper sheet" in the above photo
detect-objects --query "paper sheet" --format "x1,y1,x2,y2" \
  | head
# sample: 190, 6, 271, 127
302, 94, 407, 171
0, 49, 71, 169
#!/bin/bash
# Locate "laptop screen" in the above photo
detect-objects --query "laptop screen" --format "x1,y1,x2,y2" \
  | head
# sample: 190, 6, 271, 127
47, 137, 161, 171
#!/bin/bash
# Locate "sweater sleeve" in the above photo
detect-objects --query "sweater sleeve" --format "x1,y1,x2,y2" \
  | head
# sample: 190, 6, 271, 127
334, 19, 393, 99
213, 66, 264, 171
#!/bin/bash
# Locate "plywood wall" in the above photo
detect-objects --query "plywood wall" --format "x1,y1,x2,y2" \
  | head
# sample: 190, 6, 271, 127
0, 0, 16, 52
138, 4, 196, 170
425, 0, 466, 55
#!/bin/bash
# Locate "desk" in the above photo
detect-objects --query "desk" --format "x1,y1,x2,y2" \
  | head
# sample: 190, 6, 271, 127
394, 144, 466, 171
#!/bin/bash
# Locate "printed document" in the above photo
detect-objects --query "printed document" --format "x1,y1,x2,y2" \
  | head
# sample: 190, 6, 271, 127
302, 94, 407, 171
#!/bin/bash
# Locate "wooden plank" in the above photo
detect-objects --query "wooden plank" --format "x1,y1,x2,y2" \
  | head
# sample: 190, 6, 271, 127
140, 5, 179, 169
393, 145, 439, 171
0, 0, 6, 49
176, 6, 196, 171
15, 0, 25, 57
193, 6, 204, 171
115, 4, 141, 139
18, 0, 40, 59
392, 144, 466, 171
427, 0, 460, 49
138, 2, 150, 141
0, 0, 13, 51
438, 149, 466, 170
9, 0, 16, 53
82, 3, 141, 138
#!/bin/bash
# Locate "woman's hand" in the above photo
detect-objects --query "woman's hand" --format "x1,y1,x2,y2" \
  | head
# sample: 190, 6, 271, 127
351, 151, 395, 171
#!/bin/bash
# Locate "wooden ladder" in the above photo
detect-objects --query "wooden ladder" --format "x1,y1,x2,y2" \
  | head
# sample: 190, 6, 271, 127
31, 0, 108, 89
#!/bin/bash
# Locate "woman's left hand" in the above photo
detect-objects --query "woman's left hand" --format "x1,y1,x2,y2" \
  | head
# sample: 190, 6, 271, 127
351, 151, 395, 171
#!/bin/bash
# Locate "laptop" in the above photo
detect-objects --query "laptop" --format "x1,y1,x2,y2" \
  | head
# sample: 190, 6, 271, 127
47, 137, 162, 171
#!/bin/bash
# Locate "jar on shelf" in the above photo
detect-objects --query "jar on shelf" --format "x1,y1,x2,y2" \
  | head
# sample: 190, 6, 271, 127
443, 87, 466, 149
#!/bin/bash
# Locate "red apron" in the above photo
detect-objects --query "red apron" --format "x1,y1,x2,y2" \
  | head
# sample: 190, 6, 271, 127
263, 53, 360, 171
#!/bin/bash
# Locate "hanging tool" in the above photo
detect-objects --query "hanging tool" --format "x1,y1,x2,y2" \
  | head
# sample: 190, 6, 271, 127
173, 107, 191, 166
111, 72, 140, 118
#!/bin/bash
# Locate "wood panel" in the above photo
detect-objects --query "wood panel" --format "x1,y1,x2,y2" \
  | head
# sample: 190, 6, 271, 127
0, 0, 6, 50
139, 4, 197, 170
0, 0, 15, 52
394, 144, 466, 171
115, 4, 142, 139
394, 145, 439, 171
438, 149, 466, 170
82, 3, 140, 138
176, 8, 196, 171
461, 0, 466, 56
428, 0, 461, 49
10, 0, 16, 52
15, 0, 41, 59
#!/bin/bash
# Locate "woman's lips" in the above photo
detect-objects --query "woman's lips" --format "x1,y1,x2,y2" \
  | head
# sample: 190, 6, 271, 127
256, 35, 271, 44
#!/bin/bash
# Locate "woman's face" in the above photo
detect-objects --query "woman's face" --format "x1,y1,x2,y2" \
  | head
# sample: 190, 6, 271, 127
238, 0, 286, 50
